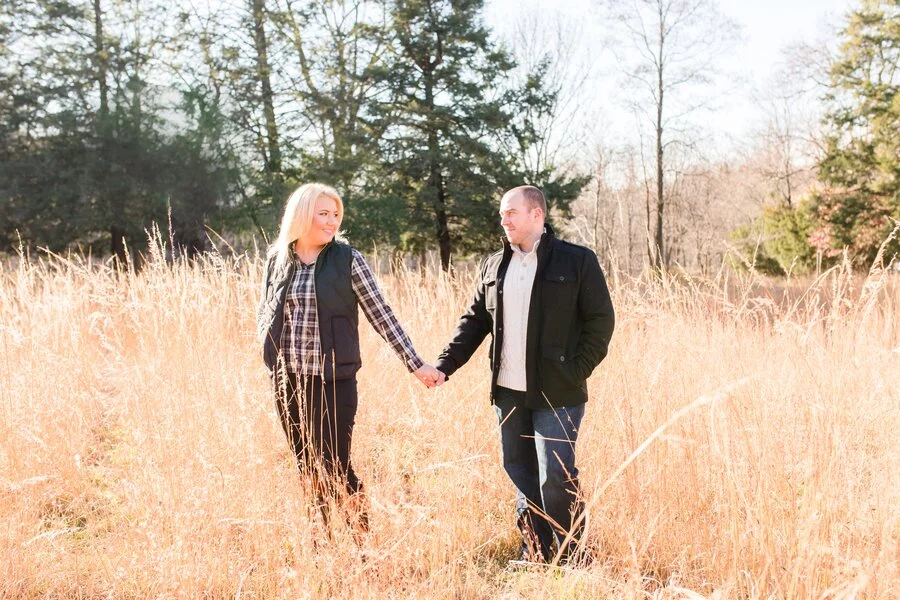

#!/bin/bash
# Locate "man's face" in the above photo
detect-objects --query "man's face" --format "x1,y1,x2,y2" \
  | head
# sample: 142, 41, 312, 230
499, 192, 543, 247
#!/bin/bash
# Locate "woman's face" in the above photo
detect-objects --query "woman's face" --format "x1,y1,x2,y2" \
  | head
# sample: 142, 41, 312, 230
304, 194, 340, 248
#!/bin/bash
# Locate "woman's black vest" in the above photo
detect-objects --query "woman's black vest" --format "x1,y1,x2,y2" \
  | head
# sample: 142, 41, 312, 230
259, 242, 361, 380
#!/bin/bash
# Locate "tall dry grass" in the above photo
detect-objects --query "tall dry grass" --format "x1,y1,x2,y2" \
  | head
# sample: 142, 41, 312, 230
0, 242, 897, 598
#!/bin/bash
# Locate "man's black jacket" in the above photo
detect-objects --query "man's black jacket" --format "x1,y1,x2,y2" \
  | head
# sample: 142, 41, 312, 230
436, 225, 615, 409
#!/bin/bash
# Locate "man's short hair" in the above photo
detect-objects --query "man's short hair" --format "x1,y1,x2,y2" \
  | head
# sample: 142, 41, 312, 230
506, 185, 547, 215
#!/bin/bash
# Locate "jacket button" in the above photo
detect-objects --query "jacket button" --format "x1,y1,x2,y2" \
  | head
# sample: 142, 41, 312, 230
559, 356, 565, 362
498, 289, 502, 294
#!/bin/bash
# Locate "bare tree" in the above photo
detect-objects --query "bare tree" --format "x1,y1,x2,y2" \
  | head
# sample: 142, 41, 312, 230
565, 143, 645, 275
745, 51, 826, 210
752, 95, 817, 209
269, 0, 392, 202
566, 144, 615, 251
499, 4, 598, 180
250, 0, 281, 175
604, 0, 739, 269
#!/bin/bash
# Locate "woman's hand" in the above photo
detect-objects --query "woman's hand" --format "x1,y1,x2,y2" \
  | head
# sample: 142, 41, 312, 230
414, 364, 446, 388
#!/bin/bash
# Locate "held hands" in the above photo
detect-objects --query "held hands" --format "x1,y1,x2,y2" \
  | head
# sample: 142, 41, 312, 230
413, 363, 446, 389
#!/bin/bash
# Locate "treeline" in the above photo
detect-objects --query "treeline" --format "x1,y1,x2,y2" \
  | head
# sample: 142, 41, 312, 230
1, 0, 898, 273
0, 0, 584, 267
565, 0, 899, 276
730, 0, 900, 273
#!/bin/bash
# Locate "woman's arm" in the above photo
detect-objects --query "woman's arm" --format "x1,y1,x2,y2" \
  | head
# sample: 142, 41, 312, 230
349, 249, 425, 372
256, 254, 274, 343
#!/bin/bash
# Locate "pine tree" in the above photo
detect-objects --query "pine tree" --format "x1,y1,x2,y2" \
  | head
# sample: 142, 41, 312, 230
376, 0, 532, 269
814, 0, 900, 264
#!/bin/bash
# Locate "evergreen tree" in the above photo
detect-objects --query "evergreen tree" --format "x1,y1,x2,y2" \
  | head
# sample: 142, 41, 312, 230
0, 0, 230, 258
175, 0, 287, 239
377, 0, 568, 269
814, 0, 900, 264
0, 0, 105, 252
502, 55, 589, 224
268, 0, 392, 208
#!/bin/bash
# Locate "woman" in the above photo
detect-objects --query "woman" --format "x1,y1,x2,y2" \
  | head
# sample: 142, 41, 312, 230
257, 183, 441, 532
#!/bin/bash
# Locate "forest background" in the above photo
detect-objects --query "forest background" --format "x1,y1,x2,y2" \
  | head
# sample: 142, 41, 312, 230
2, 0, 898, 273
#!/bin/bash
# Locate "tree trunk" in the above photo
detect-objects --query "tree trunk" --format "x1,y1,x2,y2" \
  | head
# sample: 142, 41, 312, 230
423, 71, 451, 271
93, 0, 108, 121
95, 0, 120, 263
645, 174, 654, 269
626, 195, 635, 274
110, 225, 127, 265
654, 4, 665, 270
251, 0, 281, 174
435, 170, 450, 270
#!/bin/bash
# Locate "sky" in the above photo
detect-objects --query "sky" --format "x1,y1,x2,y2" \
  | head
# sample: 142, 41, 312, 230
484, 0, 859, 160
718, 0, 854, 81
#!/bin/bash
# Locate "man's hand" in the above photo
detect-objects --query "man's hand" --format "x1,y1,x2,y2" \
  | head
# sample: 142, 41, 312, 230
414, 364, 446, 388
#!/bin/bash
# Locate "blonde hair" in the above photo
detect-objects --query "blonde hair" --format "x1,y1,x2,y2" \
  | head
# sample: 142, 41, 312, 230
269, 183, 344, 269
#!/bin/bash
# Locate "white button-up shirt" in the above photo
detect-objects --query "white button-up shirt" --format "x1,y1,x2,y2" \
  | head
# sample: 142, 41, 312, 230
497, 238, 540, 391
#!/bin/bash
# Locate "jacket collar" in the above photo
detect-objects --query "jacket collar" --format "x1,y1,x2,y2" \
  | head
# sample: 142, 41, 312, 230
500, 223, 555, 252
289, 240, 334, 266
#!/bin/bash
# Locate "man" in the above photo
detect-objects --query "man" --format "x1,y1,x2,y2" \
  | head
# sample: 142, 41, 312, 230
435, 185, 615, 564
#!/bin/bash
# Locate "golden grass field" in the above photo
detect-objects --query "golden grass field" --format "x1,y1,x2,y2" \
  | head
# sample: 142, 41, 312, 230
0, 244, 897, 598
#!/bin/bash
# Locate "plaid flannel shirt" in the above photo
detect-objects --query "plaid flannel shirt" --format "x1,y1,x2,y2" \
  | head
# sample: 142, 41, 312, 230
281, 248, 424, 376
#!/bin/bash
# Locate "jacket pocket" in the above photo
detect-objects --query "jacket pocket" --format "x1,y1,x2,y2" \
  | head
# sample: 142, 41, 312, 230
330, 316, 361, 366
484, 277, 498, 310
541, 344, 581, 388
541, 267, 579, 311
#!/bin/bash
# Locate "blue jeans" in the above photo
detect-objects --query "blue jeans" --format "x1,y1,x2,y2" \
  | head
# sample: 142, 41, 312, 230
493, 387, 585, 561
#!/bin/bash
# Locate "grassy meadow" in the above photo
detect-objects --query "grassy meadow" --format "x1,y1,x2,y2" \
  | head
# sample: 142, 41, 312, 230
0, 245, 897, 598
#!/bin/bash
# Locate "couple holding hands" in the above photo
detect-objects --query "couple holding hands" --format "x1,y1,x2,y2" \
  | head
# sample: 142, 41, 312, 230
257, 182, 615, 565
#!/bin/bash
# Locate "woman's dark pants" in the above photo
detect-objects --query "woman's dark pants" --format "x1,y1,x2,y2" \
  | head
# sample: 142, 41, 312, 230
274, 369, 363, 525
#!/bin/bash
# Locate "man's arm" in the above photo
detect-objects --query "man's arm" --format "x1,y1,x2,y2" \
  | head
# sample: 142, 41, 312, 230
571, 250, 615, 380
435, 259, 494, 378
